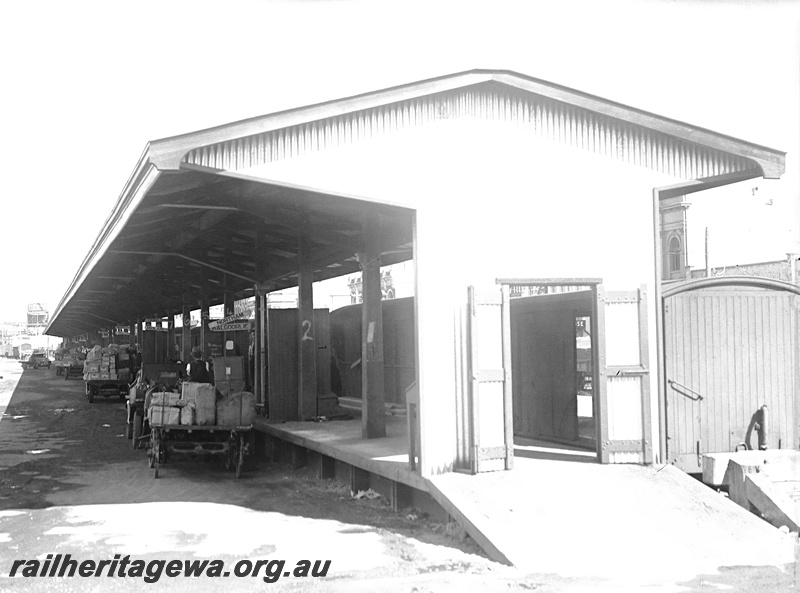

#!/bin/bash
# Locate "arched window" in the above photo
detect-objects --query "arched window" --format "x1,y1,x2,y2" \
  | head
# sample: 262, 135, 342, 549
668, 236, 682, 273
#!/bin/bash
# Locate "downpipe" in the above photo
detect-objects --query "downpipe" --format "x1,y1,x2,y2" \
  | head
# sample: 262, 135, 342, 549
756, 404, 769, 450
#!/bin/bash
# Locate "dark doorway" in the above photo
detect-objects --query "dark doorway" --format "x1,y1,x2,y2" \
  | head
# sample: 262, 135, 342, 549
510, 289, 596, 452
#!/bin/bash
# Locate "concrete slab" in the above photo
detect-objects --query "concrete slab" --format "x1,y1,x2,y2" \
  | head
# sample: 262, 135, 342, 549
702, 449, 798, 487
256, 416, 795, 584
718, 450, 800, 533
746, 472, 800, 531
429, 459, 795, 585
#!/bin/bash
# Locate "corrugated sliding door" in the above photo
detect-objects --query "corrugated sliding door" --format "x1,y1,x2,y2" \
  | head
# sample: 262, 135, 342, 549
596, 286, 652, 464
467, 286, 514, 473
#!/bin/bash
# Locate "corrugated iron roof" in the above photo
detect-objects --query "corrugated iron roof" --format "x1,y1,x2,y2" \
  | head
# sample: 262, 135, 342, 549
46, 69, 786, 338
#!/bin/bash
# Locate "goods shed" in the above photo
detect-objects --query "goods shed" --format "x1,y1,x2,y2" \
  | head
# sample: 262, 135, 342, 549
46, 69, 786, 478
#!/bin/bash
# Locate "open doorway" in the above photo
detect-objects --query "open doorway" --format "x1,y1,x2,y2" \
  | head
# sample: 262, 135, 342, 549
508, 286, 598, 456
575, 314, 595, 448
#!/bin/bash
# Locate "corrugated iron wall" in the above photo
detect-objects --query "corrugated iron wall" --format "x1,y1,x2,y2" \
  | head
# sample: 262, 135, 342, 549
184, 83, 758, 180
665, 286, 800, 472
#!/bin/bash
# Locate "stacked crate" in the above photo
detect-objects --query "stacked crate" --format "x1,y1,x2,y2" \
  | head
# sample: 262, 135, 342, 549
83, 344, 125, 381
100, 351, 116, 380
83, 345, 102, 381
116, 350, 131, 382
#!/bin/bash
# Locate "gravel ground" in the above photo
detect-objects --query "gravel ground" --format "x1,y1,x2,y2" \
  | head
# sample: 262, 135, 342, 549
1, 358, 798, 592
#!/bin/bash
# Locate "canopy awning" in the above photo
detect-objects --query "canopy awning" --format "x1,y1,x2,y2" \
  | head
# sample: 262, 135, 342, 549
47, 165, 413, 337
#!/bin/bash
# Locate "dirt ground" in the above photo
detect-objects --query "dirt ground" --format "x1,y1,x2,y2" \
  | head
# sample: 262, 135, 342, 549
0, 359, 799, 592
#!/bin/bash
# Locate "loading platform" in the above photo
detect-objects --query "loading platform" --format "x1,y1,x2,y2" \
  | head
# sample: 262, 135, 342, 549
253, 416, 795, 583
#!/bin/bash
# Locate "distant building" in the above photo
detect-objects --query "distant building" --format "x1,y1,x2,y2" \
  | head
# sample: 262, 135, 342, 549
660, 195, 690, 281
26, 303, 49, 335
659, 194, 799, 286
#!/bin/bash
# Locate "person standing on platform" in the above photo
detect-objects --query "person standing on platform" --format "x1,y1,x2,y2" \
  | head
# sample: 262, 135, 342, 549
187, 346, 212, 384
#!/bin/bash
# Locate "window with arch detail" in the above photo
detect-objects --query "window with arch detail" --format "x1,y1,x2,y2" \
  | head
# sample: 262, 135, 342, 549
668, 235, 683, 274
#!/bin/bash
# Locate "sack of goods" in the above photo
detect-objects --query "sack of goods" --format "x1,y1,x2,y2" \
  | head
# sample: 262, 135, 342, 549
149, 405, 181, 425
150, 392, 182, 407
181, 403, 196, 426
216, 391, 256, 426
146, 390, 182, 425
181, 382, 216, 425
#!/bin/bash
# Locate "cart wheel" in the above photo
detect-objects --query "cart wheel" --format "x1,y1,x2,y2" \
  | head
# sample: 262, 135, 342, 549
133, 410, 143, 449
148, 431, 157, 468
235, 435, 245, 479
224, 444, 233, 470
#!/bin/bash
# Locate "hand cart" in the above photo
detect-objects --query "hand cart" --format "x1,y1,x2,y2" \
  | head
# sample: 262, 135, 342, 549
86, 378, 130, 403
61, 361, 85, 379
147, 424, 252, 479
127, 363, 184, 449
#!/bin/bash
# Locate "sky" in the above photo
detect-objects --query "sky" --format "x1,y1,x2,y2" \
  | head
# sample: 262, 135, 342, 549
1, 0, 798, 323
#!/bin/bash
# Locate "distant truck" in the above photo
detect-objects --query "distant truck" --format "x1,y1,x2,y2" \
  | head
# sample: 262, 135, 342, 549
20, 351, 51, 370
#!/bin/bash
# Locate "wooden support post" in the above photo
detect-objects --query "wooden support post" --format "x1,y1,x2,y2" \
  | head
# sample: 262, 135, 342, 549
182, 305, 192, 365
136, 319, 143, 354
167, 314, 176, 362
254, 287, 262, 407
297, 236, 317, 420
140, 317, 156, 365
260, 434, 275, 461
154, 317, 162, 363
223, 290, 234, 355
318, 455, 336, 479
200, 288, 209, 362
361, 218, 386, 439
148, 318, 158, 365
254, 229, 266, 410
260, 292, 268, 411
291, 445, 308, 470
392, 482, 413, 512
350, 467, 370, 494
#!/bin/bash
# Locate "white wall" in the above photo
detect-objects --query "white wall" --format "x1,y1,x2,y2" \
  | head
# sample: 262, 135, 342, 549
239, 117, 690, 472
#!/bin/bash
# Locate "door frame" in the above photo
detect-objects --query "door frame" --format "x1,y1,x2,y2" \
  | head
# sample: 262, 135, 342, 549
498, 278, 604, 462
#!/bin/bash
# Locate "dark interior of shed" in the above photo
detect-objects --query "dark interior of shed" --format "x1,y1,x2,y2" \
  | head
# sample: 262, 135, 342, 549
510, 289, 597, 453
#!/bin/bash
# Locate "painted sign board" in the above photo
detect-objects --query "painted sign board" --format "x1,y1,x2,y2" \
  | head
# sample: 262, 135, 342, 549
208, 310, 249, 331
209, 322, 249, 332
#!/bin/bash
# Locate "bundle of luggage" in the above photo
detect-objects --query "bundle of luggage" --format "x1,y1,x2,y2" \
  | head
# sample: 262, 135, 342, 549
147, 382, 256, 427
